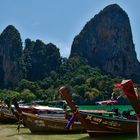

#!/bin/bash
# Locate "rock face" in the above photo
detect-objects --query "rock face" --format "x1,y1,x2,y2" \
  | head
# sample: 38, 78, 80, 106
23, 39, 61, 81
70, 4, 140, 81
0, 25, 22, 88
0, 25, 62, 88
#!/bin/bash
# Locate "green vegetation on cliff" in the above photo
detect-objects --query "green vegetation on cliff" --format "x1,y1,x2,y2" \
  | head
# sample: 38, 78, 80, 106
0, 54, 123, 104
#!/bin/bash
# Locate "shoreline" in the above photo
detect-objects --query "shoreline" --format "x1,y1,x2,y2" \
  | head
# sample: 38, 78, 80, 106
0, 124, 89, 140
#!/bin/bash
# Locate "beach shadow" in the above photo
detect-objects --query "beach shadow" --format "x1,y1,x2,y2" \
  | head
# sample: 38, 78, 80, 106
77, 136, 93, 140
6, 130, 85, 137
78, 134, 137, 140
27, 131, 85, 136
5, 126, 30, 137
6, 132, 29, 137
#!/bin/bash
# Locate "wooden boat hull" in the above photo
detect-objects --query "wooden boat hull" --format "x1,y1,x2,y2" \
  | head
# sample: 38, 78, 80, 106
79, 113, 137, 137
22, 112, 85, 133
0, 112, 18, 123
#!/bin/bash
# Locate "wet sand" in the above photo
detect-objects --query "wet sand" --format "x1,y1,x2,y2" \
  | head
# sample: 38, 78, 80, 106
0, 124, 137, 140
0, 124, 89, 140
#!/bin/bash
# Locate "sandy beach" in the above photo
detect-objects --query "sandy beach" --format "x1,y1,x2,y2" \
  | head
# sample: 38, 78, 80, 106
0, 124, 90, 140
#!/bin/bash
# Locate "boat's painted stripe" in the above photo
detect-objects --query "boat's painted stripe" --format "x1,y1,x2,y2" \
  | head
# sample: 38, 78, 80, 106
79, 111, 139, 123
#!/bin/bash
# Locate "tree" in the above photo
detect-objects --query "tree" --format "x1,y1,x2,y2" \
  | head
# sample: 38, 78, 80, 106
21, 89, 36, 103
84, 88, 102, 104
0, 90, 21, 100
74, 84, 89, 97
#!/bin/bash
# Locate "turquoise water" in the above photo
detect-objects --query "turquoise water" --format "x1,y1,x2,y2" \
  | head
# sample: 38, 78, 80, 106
79, 105, 132, 113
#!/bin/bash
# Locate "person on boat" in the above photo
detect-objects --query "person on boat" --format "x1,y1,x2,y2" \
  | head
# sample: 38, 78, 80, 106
122, 109, 136, 119
63, 102, 67, 111
112, 107, 121, 116
122, 110, 130, 118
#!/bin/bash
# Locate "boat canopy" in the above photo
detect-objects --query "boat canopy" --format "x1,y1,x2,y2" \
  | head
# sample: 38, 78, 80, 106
95, 99, 117, 105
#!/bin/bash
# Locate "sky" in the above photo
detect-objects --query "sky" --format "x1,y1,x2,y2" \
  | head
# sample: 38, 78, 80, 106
0, 0, 140, 60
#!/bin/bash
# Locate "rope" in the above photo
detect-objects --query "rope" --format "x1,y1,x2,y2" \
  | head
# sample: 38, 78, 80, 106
16, 113, 23, 133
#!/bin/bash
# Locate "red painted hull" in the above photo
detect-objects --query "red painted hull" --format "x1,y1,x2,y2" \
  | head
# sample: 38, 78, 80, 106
77, 113, 138, 137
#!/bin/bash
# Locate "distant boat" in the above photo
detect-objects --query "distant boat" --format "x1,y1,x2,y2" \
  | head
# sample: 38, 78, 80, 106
17, 104, 64, 114
0, 107, 18, 123
95, 99, 117, 105
59, 80, 140, 137
0, 99, 64, 124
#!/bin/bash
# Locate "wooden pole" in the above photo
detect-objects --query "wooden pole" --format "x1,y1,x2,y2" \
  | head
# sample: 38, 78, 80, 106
137, 115, 140, 139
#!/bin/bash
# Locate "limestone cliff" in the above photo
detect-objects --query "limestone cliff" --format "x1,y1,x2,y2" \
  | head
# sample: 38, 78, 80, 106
0, 25, 22, 88
70, 4, 140, 81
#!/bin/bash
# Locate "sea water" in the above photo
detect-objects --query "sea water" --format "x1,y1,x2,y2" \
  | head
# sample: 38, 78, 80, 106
79, 105, 132, 113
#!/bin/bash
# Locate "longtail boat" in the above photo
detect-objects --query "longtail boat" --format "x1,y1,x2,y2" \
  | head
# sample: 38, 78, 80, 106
15, 101, 64, 114
0, 99, 64, 124
12, 98, 85, 133
16, 112, 84, 133
59, 80, 140, 137
0, 99, 18, 123
0, 97, 66, 124
0, 108, 18, 123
